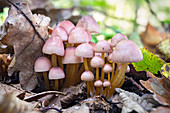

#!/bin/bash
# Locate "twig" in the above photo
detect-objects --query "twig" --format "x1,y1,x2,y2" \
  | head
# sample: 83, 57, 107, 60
39, 107, 62, 113
24, 91, 67, 102
125, 76, 144, 91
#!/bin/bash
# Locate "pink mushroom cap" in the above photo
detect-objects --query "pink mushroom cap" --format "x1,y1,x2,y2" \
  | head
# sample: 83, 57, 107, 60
90, 56, 104, 68
75, 43, 94, 58
42, 36, 64, 56
103, 64, 113, 73
58, 20, 75, 34
103, 81, 111, 87
34, 57, 52, 72
51, 26, 68, 41
62, 47, 83, 64
81, 71, 94, 81
76, 15, 100, 34
49, 67, 65, 80
94, 40, 112, 53
94, 80, 103, 87
68, 27, 89, 44
110, 33, 128, 47
110, 40, 143, 63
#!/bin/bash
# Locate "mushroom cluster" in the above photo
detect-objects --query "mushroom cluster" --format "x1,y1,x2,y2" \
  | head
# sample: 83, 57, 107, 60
34, 15, 143, 99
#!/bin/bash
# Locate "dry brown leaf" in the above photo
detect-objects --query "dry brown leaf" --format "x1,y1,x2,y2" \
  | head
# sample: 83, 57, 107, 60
140, 71, 170, 106
115, 88, 157, 113
0, 82, 34, 97
0, 92, 38, 113
0, 3, 50, 90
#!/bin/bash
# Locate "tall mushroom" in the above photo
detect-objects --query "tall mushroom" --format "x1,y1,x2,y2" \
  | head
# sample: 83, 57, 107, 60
107, 40, 143, 99
62, 47, 83, 87
110, 33, 128, 82
34, 57, 52, 90
42, 36, 64, 90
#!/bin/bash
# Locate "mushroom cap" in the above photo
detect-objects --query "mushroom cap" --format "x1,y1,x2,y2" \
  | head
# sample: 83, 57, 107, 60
94, 80, 103, 87
76, 15, 100, 34
51, 26, 68, 41
75, 43, 94, 58
94, 40, 112, 53
86, 30, 92, 41
110, 33, 128, 47
62, 47, 83, 64
103, 81, 111, 87
42, 36, 64, 56
111, 40, 143, 63
81, 71, 94, 81
34, 57, 51, 72
103, 64, 113, 73
118, 64, 130, 73
89, 42, 96, 48
49, 67, 65, 80
90, 56, 104, 68
68, 27, 89, 44
107, 53, 112, 61
58, 20, 75, 34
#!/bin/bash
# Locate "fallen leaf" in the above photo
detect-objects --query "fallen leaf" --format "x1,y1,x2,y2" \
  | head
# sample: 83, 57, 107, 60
0, 92, 38, 113
157, 39, 170, 60
0, 3, 50, 90
115, 88, 157, 113
0, 82, 34, 97
140, 71, 170, 106
132, 48, 164, 74
150, 107, 170, 113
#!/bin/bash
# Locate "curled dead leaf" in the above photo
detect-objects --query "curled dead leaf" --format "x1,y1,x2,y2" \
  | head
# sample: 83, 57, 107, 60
115, 88, 158, 113
0, 2, 50, 90
140, 71, 170, 106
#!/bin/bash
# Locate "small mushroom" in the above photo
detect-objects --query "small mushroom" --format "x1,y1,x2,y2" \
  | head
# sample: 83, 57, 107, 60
94, 80, 103, 95
58, 20, 75, 34
34, 57, 52, 90
49, 67, 65, 90
81, 71, 94, 97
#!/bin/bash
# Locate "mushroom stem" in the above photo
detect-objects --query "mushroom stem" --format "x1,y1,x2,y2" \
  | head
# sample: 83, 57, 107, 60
111, 62, 115, 81
102, 87, 108, 96
83, 58, 89, 71
43, 72, 50, 90
117, 75, 125, 88
107, 63, 127, 99
64, 64, 76, 87
51, 54, 59, 90
58, 56, 64, 88
87, 81, 90, 97
111, 63, 119, 83
83, 58, 91, 97
101, 53, 105, 82
108, 72, 111, 82
75, 64, 85, 85
72, 64, 79, 85
96, 68, 99, 80
51, 54, 57, 66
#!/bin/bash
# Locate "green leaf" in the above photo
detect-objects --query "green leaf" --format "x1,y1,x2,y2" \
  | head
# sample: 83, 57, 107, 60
132, 48, 164, 74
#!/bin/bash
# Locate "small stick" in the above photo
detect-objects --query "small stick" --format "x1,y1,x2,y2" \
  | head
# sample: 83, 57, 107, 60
125, 76, 144, 91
